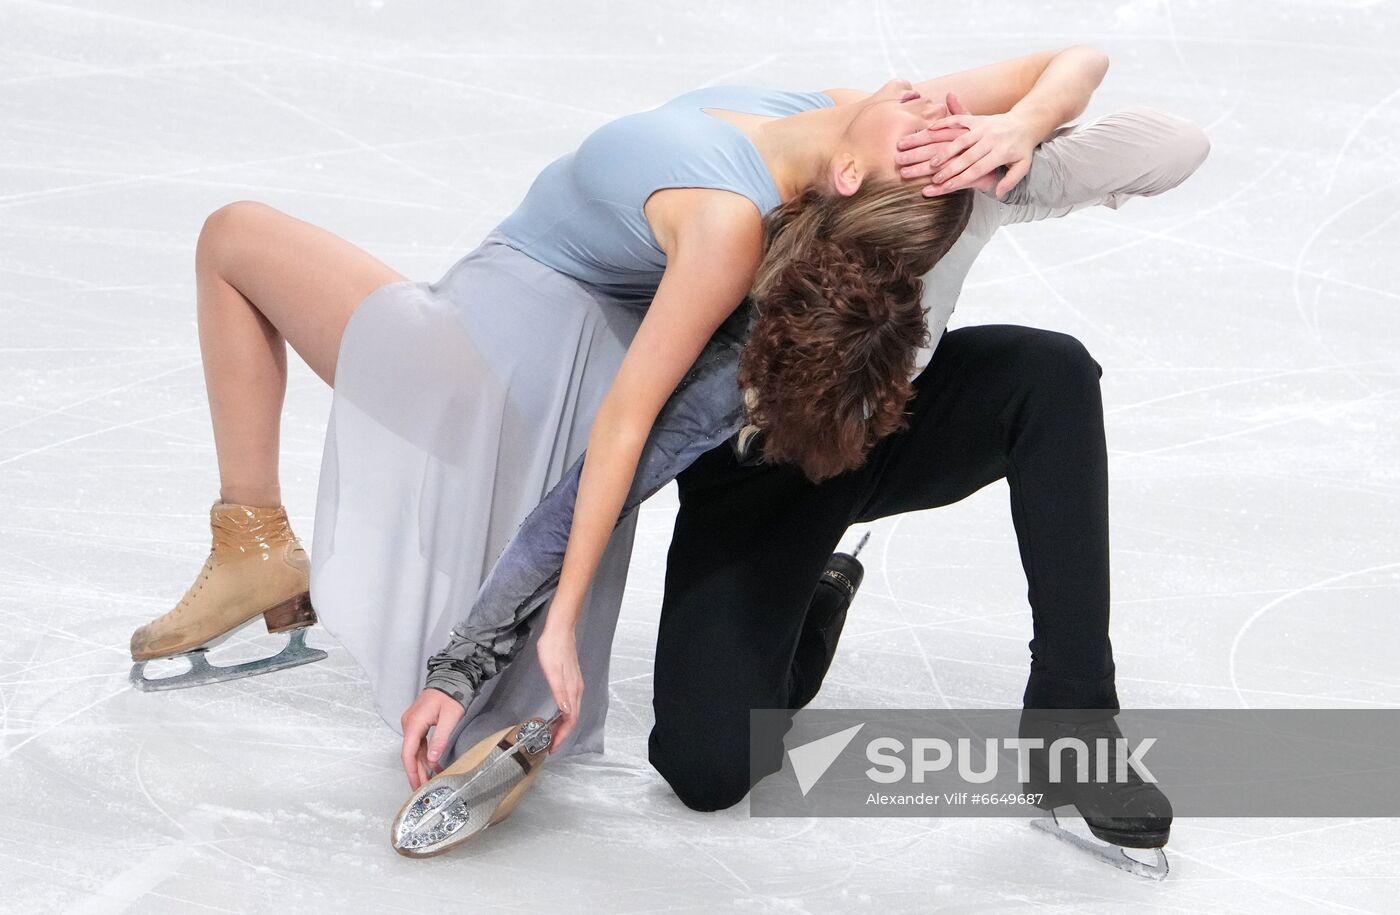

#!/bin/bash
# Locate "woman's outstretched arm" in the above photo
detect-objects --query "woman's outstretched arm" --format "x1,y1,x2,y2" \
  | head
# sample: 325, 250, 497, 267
396, 191, 763, 785
909, 45, 1107, 121
533, 192, 762, 748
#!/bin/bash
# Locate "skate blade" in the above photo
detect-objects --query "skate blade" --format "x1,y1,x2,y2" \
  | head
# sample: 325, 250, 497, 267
1030, 811, 1169, 881
390, 776, 501, 858
390, 718, 554, 858
129, 629, 327, 692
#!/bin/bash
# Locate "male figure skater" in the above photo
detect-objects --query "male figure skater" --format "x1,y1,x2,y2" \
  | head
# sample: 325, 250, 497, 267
643, 97, 1208, 875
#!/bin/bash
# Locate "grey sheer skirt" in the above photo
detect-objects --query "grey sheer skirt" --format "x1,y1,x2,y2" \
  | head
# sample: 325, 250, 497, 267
309, 231, 749, 762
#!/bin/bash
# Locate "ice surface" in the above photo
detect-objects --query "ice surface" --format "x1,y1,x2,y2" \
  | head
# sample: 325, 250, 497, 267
2, 0, 1398, 911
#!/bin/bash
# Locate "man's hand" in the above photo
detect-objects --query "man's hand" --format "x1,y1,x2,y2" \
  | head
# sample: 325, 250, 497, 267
535, 622, 582, 753
896, 91, 1026, 198
399, 687, 466, 790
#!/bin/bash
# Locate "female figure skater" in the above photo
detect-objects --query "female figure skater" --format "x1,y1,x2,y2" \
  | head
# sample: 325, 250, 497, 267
126, 46, 1114, 839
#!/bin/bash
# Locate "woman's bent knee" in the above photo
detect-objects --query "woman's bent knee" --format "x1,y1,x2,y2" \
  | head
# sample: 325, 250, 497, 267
196, 200, 276, 271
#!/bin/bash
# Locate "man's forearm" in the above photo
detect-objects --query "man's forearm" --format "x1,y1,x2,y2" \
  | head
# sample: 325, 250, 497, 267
1010, 46, 1110, 142
997, 106, 1211, 223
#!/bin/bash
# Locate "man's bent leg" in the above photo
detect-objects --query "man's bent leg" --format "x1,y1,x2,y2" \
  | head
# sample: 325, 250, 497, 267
647, 444, 865, 811
649, 324, 1117, 810
853, 325, 1118, 710
853, 326, 1167, 850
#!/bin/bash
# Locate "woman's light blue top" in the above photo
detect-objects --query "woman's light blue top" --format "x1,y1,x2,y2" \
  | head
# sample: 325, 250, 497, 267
494, 85, 835, 299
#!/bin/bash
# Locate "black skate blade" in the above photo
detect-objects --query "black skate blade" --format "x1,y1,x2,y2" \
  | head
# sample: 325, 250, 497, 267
129, 629, 327, 692
1030, 811, 1169, 881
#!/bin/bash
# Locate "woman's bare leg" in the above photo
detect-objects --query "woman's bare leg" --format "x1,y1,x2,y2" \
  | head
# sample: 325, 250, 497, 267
194, 200, 407, 506
129, 202, 407, 683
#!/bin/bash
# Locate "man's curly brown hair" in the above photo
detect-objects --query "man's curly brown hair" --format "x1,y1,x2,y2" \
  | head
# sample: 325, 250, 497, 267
739, 179, 973, 483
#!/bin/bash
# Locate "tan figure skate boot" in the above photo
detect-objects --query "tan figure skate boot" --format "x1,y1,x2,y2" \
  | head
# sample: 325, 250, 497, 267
129, 501, 327, 691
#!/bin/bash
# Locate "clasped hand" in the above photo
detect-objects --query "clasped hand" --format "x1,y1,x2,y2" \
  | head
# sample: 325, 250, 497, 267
895, 91, 1035, 198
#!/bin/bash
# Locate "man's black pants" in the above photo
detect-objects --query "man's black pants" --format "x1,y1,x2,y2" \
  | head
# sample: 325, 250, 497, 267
647, 324, 1120, 811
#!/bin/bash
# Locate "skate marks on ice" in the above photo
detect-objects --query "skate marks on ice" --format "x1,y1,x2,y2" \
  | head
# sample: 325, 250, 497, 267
66, 732, 311, 915
69, 803, 219, 915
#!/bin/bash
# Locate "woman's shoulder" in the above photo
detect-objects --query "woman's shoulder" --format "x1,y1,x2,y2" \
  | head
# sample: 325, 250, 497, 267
664, 84, 839, 116
819, 87, 872, 106
645, 185, 765, 256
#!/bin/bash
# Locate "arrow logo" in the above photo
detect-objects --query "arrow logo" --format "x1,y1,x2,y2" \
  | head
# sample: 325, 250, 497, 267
788, 723, 865, 796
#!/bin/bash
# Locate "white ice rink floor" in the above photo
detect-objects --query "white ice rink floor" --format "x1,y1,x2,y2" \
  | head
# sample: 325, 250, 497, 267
3, 1, 1399, 911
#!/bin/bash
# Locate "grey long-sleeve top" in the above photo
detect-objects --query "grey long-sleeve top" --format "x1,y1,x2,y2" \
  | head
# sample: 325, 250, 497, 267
423, 105, 1211, 706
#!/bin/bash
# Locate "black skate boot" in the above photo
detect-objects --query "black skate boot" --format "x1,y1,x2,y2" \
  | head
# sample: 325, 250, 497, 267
788, 533, 869, 710
1019, 710, 1172, 880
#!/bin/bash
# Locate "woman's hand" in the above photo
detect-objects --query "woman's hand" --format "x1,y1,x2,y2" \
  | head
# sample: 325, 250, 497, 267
896, 91, 1032, 198
535, 621, 582, 753
399, 687, 466, 790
